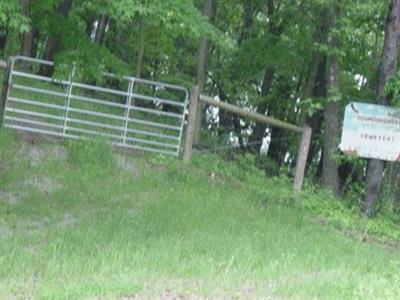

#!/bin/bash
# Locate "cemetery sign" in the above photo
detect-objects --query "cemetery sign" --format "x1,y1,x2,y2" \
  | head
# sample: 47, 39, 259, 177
339, 102, 400, 162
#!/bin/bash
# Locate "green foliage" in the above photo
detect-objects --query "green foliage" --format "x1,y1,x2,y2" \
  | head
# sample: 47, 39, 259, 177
299, 97, 324, 117
104, 0, 221, 52
385, 71, 400, 107
0, 0, 29, 33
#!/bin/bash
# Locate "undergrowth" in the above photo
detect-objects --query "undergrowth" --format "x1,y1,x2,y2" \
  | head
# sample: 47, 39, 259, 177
191, 152, 400, 243
0, 130, 399, 299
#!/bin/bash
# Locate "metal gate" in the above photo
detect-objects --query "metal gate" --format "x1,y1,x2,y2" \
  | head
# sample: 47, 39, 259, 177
2, 56, 188, 156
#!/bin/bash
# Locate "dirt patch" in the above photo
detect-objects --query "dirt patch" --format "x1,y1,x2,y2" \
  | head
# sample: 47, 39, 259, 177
0, 219, 13, 240
25, 176, 60, 195
50, 145, 69, 161
20, 218, 50, 235
28, 145, 45, 167
15, 136, 69, 167
116, 155, 140, 177
15, 143, 45, 167
0, 191, 27, 205
1, 176, 60, 204
57, 212, 76, 228
115, 278, 262, 300
24, 244, 39, 254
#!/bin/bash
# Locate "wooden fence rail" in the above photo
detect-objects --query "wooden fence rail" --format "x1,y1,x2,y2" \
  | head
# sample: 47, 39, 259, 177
199, 94, 304, 133
184, 85, 312, 192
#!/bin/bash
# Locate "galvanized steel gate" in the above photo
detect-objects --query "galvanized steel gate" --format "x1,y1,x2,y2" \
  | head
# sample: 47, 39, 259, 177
2, 56, 188, 156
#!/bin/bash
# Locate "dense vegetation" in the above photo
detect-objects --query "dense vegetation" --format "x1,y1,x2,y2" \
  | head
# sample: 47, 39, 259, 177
0, 130, 399, 299
2, 0, 399, 216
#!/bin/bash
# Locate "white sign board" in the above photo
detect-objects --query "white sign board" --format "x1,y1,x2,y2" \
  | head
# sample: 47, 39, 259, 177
339, 102, 400, 162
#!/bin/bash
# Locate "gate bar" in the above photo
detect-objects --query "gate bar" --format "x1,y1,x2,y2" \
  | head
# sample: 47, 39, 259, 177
62, 65, 75, 134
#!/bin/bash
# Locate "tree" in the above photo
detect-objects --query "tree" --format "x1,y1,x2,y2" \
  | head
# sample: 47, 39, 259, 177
364, 0, 400, 215
396, 163, 400, 213
93, 14, 108, 45
40, 0, 74, 75
193, 0, 215, 145
322, 0, 340, 195
0, 0, 29, 55
20, 0, 39, 58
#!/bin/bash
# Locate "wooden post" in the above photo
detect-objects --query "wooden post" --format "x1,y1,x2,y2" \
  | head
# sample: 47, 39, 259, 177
293, 126, 312, 192
0, 57, 12, 127
183, 85, 200, 164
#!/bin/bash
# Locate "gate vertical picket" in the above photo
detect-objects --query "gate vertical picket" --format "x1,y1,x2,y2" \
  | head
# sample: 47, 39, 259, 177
62, 65, 75, 135
122, 78, 134, 144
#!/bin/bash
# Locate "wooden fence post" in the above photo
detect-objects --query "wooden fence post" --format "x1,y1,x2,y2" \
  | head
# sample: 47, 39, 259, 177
183, 85, 200, 164
0, 57, 12, 127
293, 126, 312, 192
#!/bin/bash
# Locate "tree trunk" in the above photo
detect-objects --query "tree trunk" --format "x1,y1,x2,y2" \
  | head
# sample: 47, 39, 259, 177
364, 0, 400, 215
20, 0, 30, 56
132, 15, 145, 97
85, 14, 96, 37
395, 163, 400, 213
94, 14, 108, 45
193, 0, 215, 145
135, 15, 145, 79
322, 102, 340, 193
40, 0, 74, 76
298, 52, 322, 125
20, 0, 39, 68
322, 0, 340, 195
301, 10, 330, 175
0, 28, 8, 52
384, 162, 400, 211
305, 55, 327, 171
21, 27, 39, 57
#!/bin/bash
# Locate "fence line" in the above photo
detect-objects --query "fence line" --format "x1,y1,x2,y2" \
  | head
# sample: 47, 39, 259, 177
2, 58, 312, 191
183, 85, 312, 192
1, 56, 188, 156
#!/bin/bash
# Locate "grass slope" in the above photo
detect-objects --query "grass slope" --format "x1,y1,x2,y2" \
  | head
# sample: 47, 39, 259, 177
0, 130, 399, 299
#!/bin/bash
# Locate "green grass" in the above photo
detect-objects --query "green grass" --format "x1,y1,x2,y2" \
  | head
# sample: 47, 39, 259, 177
0, 130, 399, 299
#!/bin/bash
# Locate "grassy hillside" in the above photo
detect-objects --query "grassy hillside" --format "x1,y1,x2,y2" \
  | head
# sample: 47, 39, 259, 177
0, 129, 399, 299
